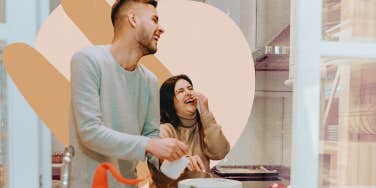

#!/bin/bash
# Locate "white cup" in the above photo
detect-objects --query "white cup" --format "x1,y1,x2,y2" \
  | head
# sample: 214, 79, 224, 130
160, 156, 189, 179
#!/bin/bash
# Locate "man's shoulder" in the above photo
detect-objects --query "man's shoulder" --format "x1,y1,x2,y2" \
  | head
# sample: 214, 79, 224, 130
73, 45, 105, 59
71, 45, 108, 69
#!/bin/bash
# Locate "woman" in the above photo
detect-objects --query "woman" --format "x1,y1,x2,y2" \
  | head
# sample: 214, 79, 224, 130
150, 74, 230, 187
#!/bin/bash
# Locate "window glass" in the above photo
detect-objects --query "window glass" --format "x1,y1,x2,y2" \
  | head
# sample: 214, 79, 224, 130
323, 0, 376, 42
320, 57, 376, 187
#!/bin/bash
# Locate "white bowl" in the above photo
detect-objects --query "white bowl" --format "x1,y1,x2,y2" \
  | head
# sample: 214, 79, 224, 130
178, 178, 242, 188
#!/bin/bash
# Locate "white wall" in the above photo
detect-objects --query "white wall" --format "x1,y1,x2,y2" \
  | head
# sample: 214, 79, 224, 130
222, 71, 292, 166
222, 97, 266, 165
256, 0, 290, 48
240, 0, 257, 51
205, 0, 290, 50
206, 0, 292, 167
206, 0, 241, 26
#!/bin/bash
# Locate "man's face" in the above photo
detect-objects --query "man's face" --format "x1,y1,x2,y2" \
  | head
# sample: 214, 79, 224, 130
135, 4, 164, 55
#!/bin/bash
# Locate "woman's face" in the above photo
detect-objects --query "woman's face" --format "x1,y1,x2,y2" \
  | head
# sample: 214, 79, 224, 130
173, 79, 197, 117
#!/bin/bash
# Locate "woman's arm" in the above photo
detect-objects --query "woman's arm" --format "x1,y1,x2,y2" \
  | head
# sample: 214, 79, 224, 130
193, 92, 230, 160
200, 112, 230, 160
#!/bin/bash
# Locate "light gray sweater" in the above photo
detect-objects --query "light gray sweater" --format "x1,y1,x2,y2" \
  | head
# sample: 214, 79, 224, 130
69, 45, 159, 188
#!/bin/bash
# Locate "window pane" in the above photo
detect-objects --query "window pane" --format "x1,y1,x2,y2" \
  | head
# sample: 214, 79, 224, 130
0, 0, 5, 23
320, 57, 376, 188
0, 40, 7, 187
323, 0, 376, 42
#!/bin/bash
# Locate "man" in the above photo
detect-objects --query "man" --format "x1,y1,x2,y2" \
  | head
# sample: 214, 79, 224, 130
69, 0, 188, 187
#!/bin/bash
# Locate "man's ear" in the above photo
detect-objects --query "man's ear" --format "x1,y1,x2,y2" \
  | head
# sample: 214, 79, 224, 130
127, 10, 137, 28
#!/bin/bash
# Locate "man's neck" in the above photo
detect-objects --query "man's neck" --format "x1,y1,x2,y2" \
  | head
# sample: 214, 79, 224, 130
110, 39, 143, 71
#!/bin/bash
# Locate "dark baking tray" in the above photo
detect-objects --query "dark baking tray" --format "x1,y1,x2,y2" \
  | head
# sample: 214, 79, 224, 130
219, 176, 280, 181
212, 165, 279, 178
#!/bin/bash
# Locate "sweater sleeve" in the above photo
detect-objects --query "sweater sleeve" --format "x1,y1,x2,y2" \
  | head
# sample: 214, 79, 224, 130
200, 112, 230, 160
142, 77, 161, 169
71, 52, 149, 161
141, 75, 160, 138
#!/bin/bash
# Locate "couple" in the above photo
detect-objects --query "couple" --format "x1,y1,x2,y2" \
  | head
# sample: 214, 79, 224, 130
69, 0, 229, 187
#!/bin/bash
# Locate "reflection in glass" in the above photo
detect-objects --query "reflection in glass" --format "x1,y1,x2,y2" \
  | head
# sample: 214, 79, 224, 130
323, 0, 376, 42
320, 58, 376, 187
0, 41, 7, 187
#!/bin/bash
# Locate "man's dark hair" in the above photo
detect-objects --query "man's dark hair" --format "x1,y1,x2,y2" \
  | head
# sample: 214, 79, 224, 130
111, 0, 158, 27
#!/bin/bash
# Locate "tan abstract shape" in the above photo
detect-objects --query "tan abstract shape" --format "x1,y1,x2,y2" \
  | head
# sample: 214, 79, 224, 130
3, 43, 70, 146
61, 0, 113, 45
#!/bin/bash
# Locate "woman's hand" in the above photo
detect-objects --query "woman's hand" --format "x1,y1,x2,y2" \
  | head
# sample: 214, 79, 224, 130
186, 155, 206, 172
192, 92, 209, 115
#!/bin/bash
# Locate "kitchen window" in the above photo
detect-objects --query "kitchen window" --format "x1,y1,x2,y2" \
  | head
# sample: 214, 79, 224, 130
292, 0, 376, 187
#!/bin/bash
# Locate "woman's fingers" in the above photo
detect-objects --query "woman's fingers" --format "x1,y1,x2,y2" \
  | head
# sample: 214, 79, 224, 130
185, 155, 206, 172
191, 92, 209, 113
190, 156, 205, 172
192, 92, 204, 100
195, 156, 206, 172
187, 157, 194, 171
